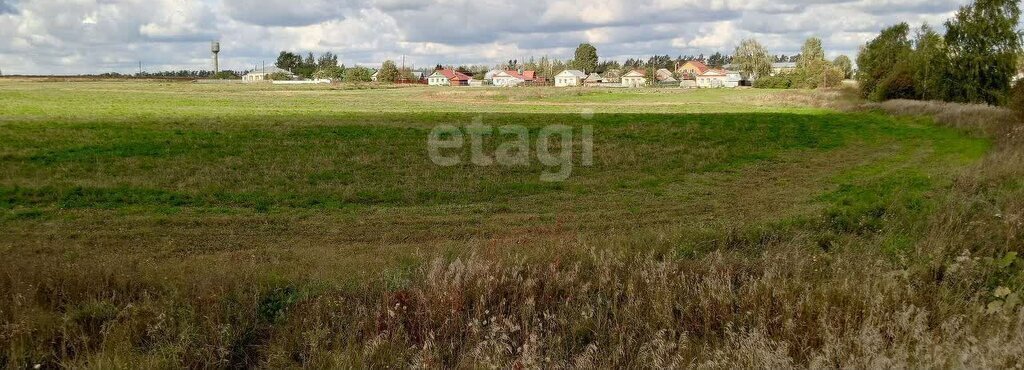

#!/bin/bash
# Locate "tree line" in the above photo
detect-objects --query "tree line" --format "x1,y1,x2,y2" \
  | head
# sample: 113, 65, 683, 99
857, 0, 1021, 106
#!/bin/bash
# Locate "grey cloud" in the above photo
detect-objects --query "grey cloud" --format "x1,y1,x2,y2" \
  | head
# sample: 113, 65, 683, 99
0, 0, 17, 14
222, 0, 360, 27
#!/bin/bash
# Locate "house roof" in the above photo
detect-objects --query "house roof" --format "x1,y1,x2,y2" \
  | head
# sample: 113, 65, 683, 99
437, 69, 471, 81
585, 73, 602, 82
655, 68, 676, 82
556, 69, 587, 78
491, 70, 537, 81
701, 69, 728, 77
245, 66, 293, 75
622, 70, 645, 78
678, 60, 710, 74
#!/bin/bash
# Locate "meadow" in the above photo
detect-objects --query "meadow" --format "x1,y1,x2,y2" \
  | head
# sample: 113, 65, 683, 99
0, 79, 1021, 368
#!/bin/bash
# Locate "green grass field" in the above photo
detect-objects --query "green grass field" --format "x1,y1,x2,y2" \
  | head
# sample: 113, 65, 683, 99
1, 80, 1020, 367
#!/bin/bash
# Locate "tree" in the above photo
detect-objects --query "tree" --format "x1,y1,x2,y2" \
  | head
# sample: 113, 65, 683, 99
794, 37, 836, 88
707, 52, 730, 68
797, 37, 826, 69
378, 60, 400, 83
733, 38, 773, 80
857, 23, 913, 99
317, 52, 339, 69
643, 64, 657, 86
573, 43, 599, 73
275, 51, 302, 72
344, 66, 374, 82
314, 65, 345, 80
833, 55, 853, 79
911, 25, 950, 100
944, 0, 1022, 105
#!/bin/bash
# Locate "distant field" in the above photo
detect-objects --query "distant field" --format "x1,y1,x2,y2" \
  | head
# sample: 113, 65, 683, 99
2, 80, 1017, 368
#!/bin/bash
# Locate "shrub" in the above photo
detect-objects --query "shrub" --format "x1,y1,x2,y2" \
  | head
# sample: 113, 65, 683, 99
869, 65, 917, 101
267, 72, 293, 81
1009, 81, 1024, 118
754, 74, 795, 89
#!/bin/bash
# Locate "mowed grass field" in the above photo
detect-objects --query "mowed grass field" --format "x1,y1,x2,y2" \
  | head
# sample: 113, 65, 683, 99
1, 79, 1020, 367
0, 81, 983, 278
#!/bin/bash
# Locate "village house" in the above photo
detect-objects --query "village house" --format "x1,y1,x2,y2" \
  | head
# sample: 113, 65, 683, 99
242, 66, 294, 82
428, 69, 472, 86
491, 70, 538, 87
655, 68, 678, 84
620, 70, 647, 88
554, 70, 587, 87
602, 69, 622, 83
696, 69, 742, 88
676, 60, 710, 79
584, 73, 603, 86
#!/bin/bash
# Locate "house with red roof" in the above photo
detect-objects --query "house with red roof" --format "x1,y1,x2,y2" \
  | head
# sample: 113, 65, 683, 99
490, 69, 540, 87
676, 60, 710, 79
427, 69, 472, 86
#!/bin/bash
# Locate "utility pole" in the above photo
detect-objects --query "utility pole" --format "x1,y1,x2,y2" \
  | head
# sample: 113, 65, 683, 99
138, 61, 142, 77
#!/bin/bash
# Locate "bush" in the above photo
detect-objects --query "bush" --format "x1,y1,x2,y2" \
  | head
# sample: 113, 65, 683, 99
869, 66, 917, 101
754, 74, 795, 89
1009, 81, 1024, 118
267, 72, 293, 81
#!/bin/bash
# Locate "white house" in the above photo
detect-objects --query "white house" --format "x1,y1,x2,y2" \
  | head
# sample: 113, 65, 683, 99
696, 70, 742, 88
491, 70, 526, 87
427, 71, 451, 86
620, 70, 647, 88
484, 69, 503, 81
242, 66, 294, 82
655, 68, 678, 84
554, 70, 587, 87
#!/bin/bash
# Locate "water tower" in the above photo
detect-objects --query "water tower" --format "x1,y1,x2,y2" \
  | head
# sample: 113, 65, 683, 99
211, 41, 220, 73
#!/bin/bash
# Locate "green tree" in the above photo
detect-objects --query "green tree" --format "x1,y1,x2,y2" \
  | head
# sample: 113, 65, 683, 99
643, 64, 657, 86
833, 55, 853, 79
857, 23, 913, 99
275, 51, 302, 72
573, 43, 599, 73
707, 52, 730, 68
797, 37, 826, 69
733, 38, 773, 80
795, 37, 836, 88
313, 65, 345, 80
944, 0, 1022, 105
378, 60, 400, 83
911, 25, 950, 100
344, 66, 374, 82
317, 52, 338, 69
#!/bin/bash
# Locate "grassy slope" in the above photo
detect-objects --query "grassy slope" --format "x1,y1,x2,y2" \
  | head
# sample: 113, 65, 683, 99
0, 80, 1007, 367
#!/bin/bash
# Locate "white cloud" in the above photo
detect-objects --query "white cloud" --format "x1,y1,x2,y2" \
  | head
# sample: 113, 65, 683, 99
0, 0, 981, 74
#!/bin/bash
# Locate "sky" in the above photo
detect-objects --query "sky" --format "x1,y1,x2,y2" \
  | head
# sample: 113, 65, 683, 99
0, 0, 976, 75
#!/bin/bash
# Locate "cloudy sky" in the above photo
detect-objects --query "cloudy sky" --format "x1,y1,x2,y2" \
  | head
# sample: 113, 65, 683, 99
0, 0, 975, 75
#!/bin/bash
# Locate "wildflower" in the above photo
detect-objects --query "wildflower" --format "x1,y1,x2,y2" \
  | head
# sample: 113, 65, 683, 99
994, 286, 1012, 298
